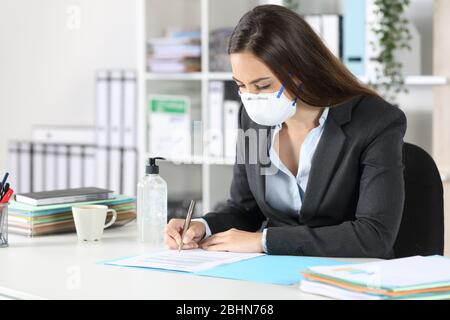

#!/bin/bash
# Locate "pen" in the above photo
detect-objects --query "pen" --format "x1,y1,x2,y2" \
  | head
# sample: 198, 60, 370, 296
1, 183, 9, 199
178, 200, 196, 252
0, 188, 13, 204
1, 172, 9, 190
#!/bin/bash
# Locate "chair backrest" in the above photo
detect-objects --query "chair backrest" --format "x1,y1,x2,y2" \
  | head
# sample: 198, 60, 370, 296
394, 143, 444, 257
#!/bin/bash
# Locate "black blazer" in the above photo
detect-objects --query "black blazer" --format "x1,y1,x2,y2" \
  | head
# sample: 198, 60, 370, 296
203, 95, 407, 258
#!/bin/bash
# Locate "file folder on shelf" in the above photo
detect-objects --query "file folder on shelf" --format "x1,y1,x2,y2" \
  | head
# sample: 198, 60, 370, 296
208, 81, 225, 158
343, 0, 366, 76
109, 70, 124, 194
95, 71, 110, 190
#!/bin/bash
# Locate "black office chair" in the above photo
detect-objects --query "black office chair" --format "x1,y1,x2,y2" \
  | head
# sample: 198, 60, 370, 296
393, 143, 444, 258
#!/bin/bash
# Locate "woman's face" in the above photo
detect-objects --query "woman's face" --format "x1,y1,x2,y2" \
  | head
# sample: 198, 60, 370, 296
230, 51, 295, 100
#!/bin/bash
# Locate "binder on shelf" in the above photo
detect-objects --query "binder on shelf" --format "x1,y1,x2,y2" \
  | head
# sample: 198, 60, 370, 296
208, 81, 225, 158
304, 14, 342, 59
223, 100, 240, 162
95, 70, 110, 190
56, 145, 68, 190
123, 71, 137, 149
19, 143, 31, 193
69, 145, 83, 189
321, 14, 342, 59
44, 144, 57, 191
109, 70, 124, 194
123, 149, 137, 196
148, 95, 191, 161
32, 144, 44, 192
82, 146, 97, 188
123, 71, 138, 195
94, 69, 139, 195
343, 0, 366, 76
304, 15, 321, 37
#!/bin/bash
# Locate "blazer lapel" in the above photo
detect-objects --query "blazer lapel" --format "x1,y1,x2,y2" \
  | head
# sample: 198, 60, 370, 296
299, 96, 362, 222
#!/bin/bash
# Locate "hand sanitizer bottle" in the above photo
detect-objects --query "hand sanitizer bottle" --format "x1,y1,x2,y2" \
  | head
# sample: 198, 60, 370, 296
137, 157, 167, 245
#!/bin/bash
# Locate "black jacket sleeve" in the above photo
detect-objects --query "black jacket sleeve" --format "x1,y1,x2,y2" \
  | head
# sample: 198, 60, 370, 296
202, 106, 266, 233
266, 109, 407, 258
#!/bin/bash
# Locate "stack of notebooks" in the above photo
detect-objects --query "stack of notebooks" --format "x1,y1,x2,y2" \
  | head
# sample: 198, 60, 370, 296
9, 188, 136, 237
300, 256, 450, 300
147, 29, 201, 73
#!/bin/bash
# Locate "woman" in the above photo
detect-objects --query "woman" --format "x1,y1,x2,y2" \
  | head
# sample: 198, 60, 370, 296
164, 5, 406, 258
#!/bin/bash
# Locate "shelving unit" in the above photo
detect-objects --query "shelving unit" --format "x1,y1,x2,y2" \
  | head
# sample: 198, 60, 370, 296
136, 0, 447, 216
136, 0, 255, 213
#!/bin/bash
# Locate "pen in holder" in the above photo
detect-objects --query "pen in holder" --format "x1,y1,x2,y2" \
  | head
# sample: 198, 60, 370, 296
0, 203, 8, 247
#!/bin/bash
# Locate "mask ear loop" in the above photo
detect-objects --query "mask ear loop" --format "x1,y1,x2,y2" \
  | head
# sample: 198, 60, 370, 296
277, 83, 297, 106
276, 85, 285, 98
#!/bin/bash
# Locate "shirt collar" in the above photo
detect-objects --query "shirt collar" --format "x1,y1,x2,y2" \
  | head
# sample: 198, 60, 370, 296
319, 107, 329, 127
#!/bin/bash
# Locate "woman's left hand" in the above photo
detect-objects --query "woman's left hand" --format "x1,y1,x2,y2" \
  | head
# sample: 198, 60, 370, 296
200, 228, 264, 253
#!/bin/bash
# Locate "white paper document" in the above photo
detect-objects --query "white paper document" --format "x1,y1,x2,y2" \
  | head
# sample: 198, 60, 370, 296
307, 255, 450, 289
106, 249, 264, 273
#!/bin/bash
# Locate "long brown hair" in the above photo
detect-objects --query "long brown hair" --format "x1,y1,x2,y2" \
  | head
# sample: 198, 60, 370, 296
228, 5, 378, 107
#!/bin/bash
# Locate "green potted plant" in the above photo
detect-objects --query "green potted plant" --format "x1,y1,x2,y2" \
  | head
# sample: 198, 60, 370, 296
282, 0, 300, 10
370, 0, 412, 104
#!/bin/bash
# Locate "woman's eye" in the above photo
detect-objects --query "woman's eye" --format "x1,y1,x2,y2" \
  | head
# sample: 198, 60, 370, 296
256, 85, 271, 90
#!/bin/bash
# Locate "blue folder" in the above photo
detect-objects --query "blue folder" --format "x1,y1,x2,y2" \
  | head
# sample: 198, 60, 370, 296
343, 0, 366, 76
102, 255, 350, 286
196, 255, 350, 285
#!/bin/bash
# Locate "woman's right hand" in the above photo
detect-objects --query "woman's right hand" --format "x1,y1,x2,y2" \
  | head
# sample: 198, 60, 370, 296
164, 218, 206, 250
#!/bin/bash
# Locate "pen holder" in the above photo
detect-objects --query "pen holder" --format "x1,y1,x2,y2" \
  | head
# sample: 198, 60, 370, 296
0, 203, 8, 248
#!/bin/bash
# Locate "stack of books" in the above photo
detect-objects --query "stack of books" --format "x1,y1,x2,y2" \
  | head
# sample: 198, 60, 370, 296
300, 256, 450, 300
147, 29, 201, 73
9, 188, 136, 237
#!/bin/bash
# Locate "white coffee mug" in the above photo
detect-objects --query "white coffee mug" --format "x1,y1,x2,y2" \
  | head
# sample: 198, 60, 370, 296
72, 205, 117, 241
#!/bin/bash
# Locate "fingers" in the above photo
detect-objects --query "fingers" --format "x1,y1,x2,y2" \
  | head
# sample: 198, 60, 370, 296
200, 231, 227, 248
179, 241, 199, 250
164, 233, 179, 249
182, 228, 196, 244
165, 231, 199, 250
203, 243, 229, 252
164, 219, 183, 247
165, 219, 203, 250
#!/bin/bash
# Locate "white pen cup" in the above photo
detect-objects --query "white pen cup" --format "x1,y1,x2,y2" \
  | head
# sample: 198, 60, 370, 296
72, 205, 117, 241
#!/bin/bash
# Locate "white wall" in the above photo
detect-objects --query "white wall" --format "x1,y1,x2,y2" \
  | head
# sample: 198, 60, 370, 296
0, 0, 438, 181
0, 0, 139, 172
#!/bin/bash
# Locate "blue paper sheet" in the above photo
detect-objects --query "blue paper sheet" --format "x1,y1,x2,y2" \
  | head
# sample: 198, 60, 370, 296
195, 255, 350, 286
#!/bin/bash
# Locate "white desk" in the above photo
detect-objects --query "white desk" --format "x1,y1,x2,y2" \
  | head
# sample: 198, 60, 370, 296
0, 222, 377, 300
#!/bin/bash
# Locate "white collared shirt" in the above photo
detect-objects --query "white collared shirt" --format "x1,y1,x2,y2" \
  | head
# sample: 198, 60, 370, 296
197, 107, 330, 253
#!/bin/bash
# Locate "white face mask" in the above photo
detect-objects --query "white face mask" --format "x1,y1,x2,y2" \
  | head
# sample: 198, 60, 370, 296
239, 85, 297, 126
